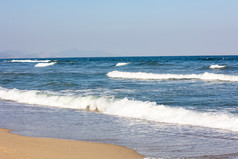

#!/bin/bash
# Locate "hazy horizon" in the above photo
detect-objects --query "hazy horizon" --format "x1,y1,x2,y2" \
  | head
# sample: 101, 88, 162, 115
1, 49, 237, 59
1, 0, 238, 57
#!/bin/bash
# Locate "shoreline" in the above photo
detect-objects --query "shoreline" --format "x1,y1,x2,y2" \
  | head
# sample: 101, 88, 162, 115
0, 128, 144, 159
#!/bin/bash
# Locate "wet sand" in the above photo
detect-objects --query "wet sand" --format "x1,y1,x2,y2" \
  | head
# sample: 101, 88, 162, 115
0, 128, 144, 159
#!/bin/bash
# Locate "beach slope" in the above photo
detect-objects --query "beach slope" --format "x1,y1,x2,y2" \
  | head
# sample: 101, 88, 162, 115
0, 128, 144, 159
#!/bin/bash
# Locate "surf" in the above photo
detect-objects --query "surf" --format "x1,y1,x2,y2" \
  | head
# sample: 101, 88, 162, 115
1, 86, 238, 132
34, 62, 56, 67
115, 62, 130, 66
107, 71, 238, 82
9, 59, 51, 63
209, 65, 227, 69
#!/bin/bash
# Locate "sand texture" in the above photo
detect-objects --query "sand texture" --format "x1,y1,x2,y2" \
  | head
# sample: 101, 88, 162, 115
0, 128, 144, 159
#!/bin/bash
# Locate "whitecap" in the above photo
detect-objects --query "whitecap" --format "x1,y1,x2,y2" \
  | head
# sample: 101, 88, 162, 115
115, 62, 130, 66
10, 59, 51, 63
34, 62, 56, 67
107, 71, 238, 82
209, 65, 226, 69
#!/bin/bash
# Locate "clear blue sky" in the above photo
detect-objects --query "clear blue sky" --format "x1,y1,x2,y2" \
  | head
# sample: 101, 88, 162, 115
0, 0, 238, 56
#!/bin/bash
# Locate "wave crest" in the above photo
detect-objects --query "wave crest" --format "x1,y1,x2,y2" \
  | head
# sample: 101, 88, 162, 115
115, 62, 130, 66
34, 62, 56, 67
9, 59, 51, 63
209, 65, 227, 69
107, 71, 238, 82
1, 87, 238, 131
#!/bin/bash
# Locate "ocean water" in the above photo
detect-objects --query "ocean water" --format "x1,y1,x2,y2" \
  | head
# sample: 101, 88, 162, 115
1, 56, 238, 158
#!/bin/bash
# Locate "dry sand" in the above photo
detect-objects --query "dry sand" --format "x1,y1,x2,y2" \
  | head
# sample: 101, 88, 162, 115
0, 128, 144, 159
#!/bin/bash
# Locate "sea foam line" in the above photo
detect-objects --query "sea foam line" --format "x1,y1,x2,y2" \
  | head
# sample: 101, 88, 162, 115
107, 71, 238, 82
1, 87, 238, 132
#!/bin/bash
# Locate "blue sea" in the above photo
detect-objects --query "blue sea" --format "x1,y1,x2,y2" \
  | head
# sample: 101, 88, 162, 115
1, 56, 238, 158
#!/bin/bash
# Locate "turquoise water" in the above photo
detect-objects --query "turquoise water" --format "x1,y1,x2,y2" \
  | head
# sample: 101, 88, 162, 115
1, 56, 238, 158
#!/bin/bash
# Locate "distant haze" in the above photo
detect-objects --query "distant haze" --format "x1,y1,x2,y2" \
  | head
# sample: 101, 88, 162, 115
0, 50, 38, 59
56, 49, 115, 57
0, 0, 238, 57
0, 49, 115, 59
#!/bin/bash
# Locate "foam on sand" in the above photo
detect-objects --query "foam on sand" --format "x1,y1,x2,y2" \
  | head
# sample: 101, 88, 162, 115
1, 87, 238, 132
34, 62, 56, 67
115, 62, 130, 66
209, 65, 227, 69
107, 71, 238, 82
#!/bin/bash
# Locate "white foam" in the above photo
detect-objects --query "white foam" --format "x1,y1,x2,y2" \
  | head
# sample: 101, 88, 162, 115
209, 65, 226, 69
107, 71, 238, 82
34, 62, 56, 67
1, 86, 238, 132
10, 59, 51, 63
115, 62, 130, 66
144, 158, 162, 159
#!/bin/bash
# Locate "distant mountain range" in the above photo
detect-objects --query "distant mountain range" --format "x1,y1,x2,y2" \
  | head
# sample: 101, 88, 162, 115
0, 49, 116, 59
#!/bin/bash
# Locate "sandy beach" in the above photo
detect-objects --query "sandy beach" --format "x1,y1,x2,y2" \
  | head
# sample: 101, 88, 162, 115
0, 128, 144, 159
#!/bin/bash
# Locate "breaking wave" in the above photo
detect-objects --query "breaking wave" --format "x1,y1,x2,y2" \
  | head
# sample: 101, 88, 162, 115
107, 71, 238, 82
34, 62, 56, 67
209, 65, 227, 69
9, 59, 51, 63
1, 87, 238, 132
115, 62, 130, 66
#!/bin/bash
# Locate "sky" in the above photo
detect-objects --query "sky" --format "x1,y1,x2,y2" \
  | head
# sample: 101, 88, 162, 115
0, 0, 238, 56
